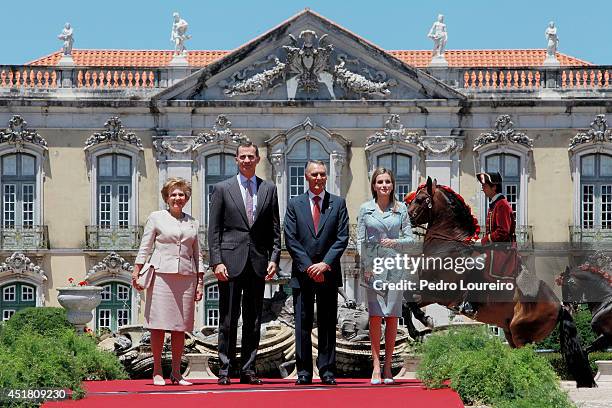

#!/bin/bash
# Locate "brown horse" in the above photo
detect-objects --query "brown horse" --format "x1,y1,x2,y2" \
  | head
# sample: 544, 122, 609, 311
560, 252, 612, 354
406, 177, 595, 387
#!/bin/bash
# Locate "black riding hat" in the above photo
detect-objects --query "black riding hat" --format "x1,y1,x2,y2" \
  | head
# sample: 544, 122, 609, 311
476, 171, 503, 185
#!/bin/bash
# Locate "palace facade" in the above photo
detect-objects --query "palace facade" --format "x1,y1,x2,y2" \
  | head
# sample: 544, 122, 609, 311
0, 10, 610, 331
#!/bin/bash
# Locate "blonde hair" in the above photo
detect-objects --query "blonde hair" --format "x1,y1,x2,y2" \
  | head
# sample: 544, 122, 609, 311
161, 177, 192, 202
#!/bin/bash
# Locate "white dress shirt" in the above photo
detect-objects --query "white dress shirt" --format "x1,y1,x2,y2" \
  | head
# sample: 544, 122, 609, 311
307, 189, 325, 214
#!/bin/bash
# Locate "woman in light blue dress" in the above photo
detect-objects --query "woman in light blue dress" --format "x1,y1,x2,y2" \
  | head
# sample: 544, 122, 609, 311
357, 168, 415, 384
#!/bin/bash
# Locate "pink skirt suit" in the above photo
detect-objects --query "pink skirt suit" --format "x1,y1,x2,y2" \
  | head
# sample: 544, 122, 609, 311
135, 210, 206, 332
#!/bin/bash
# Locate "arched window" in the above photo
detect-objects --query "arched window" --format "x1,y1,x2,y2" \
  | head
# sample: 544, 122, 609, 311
287, 139, 329, 200
377, 153, 412, 200
484, 153, 521, 215
96, 282, 132, 332
0, 282, 36, 321
1, 153, 37, 228
97, 154, 132, 228
580, 153, 612, 229
205, 154, 237, 222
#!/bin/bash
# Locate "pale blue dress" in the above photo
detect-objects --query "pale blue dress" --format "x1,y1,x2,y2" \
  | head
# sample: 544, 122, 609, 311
357, 200, 415, 317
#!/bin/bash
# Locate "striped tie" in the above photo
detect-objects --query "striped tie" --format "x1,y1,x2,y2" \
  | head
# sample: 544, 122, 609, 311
245, 179, 254, 226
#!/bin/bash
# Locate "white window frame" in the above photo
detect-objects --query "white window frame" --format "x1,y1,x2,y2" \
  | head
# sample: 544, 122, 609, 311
206, 284, 219, 301
98, 309, 111, 329
0, 145, 46, 227
3, 285, 16, 302
86, 275, 137, 333
85, 144, 140, 228
570, 145, 612, 228
21, 285, 34, 302
206, 308, 219, 327
2, 309, 15, 321
116, 309, 130, 328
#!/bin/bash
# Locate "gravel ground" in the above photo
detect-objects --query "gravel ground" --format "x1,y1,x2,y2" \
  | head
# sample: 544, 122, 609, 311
561, 380, 612, 408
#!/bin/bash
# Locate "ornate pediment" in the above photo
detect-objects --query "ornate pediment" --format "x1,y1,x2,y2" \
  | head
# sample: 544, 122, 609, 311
192, 115, 249, 150
0, 115, 48, 151
474, 115, 533, 151
366, 115, 423, 148
0, 252, 46, 282
569, 114, 612, 149
222, 30, 395, 100
85, 117, 142, 149
86, 252, 133, 281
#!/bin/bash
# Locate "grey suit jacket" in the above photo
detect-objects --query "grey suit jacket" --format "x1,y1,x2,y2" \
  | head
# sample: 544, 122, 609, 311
135, 210, 206, 275
208, 175, 281, 279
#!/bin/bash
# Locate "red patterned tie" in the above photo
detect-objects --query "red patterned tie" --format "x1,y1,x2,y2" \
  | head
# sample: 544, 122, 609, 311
312, 196, 321, 234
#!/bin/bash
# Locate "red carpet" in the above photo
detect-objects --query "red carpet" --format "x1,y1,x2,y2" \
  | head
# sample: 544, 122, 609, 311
42, 379, 464, 407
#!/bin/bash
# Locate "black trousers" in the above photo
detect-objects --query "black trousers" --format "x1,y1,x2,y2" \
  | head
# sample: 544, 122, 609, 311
293, 283, 338, 379
217, 263, 265, 378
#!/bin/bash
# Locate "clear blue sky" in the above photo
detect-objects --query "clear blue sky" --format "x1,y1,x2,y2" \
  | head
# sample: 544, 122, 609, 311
2, 0, 610, 65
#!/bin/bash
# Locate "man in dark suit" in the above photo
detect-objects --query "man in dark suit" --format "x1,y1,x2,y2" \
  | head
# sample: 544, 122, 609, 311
284, 160, 349, 385
208, 141, 281, 385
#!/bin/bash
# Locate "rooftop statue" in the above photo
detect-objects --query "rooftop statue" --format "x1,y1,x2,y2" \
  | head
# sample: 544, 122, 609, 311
545, 21, 559, 58
57, 23, 74, 56
171, 12, 191, 55
428, 14, 447, 57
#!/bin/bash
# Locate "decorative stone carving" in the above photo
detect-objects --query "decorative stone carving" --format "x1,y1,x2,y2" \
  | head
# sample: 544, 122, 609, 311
0, 252, 46, 280
331, 152, 346, 177
86, 252, 133, 281
192, 115, 249, 149
57, 23, 74, 56
85, 117, 142, 148
0, 115, 48, 150
171, 12, 191, 55
569, 114, 612, 149
366, 115, 423, 148
224, 58, 286, 97
270, 153, 284, 185
474, 115, 533, 150
223, 30, 395, 100
333, 60, 395, 97
423, 137, 460, 157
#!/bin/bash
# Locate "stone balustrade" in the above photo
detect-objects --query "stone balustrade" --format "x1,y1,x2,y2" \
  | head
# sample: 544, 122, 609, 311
0, 65, 166, 90
1, 64, 610, 94
428, 66, 612, 92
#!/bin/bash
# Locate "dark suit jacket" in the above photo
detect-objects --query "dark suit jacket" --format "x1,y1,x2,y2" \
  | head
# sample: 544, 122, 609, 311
208, 175, 281, 279
284, 191, 349, 288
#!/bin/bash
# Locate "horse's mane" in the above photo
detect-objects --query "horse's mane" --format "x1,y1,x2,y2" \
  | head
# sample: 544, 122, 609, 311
574, 262, 612, 287
406, 183, 480, 240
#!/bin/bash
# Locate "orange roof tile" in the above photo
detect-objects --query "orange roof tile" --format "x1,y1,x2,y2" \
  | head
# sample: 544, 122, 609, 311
27, 49, 591, 68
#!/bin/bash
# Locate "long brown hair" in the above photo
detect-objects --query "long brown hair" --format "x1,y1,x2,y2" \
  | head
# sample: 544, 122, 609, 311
370, 167, 398, 210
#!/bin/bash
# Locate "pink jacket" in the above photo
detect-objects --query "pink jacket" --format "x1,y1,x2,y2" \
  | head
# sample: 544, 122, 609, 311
135, 210, 206, 275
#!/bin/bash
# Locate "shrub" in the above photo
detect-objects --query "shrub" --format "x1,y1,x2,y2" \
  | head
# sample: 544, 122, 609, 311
0, 308, 127, 407
0, 307, 72, 343
417, 327, 575, 408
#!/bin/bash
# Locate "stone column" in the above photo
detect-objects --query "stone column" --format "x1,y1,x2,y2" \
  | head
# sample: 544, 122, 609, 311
422, 133, 463, 191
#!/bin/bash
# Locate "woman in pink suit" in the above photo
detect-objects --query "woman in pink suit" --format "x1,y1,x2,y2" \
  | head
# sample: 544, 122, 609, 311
132, 177, 205, 386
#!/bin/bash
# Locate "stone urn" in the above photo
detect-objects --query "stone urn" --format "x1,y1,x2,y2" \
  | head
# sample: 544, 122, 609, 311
57, 286, 103, 332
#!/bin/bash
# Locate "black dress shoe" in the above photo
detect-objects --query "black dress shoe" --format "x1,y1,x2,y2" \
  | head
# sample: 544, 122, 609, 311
321, 376, 337, 385
239, 374, 263, 385
295, 376, 312, 385
217, 376, 231, 385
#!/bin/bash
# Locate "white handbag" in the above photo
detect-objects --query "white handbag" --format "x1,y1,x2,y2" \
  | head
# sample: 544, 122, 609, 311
136, 262, 155, 290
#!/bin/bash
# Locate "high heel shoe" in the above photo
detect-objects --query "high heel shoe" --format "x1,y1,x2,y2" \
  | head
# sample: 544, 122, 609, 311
170, 373, 193, 386
383, 378, 395, 385
153, 374, 166, 386
370, 378, 381, 385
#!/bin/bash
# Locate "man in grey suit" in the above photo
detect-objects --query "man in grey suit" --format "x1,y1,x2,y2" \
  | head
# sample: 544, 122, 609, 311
284, 160, 349, 385
208, 141, 281, 385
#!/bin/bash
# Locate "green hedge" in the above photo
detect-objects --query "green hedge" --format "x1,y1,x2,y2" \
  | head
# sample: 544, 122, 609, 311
417, 327, 575, 408
0, 307, 127, 407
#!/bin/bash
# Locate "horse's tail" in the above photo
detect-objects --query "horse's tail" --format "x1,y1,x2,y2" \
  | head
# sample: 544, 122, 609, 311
558, 306, 597, 388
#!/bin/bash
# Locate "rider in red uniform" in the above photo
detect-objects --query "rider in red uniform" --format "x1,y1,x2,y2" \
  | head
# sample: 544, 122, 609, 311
459, 171, 519, 316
